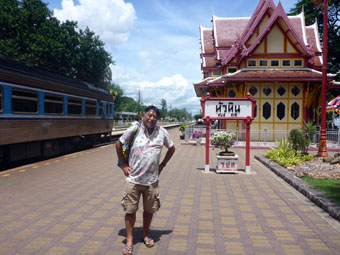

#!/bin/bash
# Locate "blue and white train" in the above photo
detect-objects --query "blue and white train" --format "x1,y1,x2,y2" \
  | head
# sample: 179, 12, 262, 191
0, 58, 114, 166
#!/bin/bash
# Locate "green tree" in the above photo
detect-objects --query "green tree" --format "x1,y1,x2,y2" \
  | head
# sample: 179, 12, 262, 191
289, 0, 340, 79
169, 107, 191, 121
76, 27, 113, 88
194, 113, 202, 121
0, 0, 113, 89
160, 99, 167, 118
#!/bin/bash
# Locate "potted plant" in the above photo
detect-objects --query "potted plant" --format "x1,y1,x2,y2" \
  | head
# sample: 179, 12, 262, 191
179, 124, 187, 140
211, 131, 236, 156
192, 130, 203, 146
211, 131, 238, 173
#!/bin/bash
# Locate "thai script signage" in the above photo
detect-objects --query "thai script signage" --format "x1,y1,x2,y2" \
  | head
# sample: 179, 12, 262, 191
204, 100, 253, 118
216, 155, 239, 174
200, 94, 256, 174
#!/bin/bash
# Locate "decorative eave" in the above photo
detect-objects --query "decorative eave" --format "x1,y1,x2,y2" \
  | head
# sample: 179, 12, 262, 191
201, 66, 221, 71
193, 68, 336, 97
297, 6, 308, 45
220, 68, 334, 81
193, 77, 216, 96
329, 80, 340, 89
312, 18, 322, 52
200, 53, 215, 58
200, 25, 209, 54
301, 7, 308, 45
193, 77, 216, 86
305, 18, 323, 65
212, 15, 218, 47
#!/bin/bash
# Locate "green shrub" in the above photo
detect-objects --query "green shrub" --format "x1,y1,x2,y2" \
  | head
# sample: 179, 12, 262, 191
288, 129, 305, 151
179, 124, 187, 133
302, 120, 316, 154
302, 154, 314, 161
303, 120, 316, 141
265, 138, 314, 167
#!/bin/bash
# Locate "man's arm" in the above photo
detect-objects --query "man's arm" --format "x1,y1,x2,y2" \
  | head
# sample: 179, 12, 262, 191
115, 140, 131, 176
159, 145, 175, 175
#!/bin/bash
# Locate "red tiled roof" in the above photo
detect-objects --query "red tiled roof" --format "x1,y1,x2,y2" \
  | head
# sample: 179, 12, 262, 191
217, 50, 230, 60
288, 15, 305, 44
198, 0, 324, 83
214, 17, 250, 47
204, 56, 219, 68
202, 29, 215, 54
306, 27, 321, 53
314, 56, 322, 66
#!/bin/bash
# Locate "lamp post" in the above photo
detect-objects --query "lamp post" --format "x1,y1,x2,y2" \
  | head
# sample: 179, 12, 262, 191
317, 0, 328, 157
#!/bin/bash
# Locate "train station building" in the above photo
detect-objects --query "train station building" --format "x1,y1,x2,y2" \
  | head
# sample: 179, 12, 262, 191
193, 0, 338, 141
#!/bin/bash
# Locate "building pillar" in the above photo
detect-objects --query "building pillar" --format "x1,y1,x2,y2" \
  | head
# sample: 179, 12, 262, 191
205, 117, 210, 173
317, 0, 329, 157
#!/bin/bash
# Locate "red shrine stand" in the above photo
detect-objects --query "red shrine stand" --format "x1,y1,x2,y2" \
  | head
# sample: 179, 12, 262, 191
201, 93, 256, 174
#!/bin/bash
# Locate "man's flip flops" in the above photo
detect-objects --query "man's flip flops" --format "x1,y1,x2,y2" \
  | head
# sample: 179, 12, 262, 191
122, 246, 133, 254
142, 237, 155, 248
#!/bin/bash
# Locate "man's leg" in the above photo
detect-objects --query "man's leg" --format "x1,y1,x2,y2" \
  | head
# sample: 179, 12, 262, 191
141, 182, 159, 246
142, 210, 153, 239
125, 213, 136, 248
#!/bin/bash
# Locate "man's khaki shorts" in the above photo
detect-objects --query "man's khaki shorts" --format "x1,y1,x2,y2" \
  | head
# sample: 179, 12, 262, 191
121, 181, 160, 214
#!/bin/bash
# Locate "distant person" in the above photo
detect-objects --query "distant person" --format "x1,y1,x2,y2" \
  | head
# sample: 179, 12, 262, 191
116, 105, 175, 255
212, 119, 218, 128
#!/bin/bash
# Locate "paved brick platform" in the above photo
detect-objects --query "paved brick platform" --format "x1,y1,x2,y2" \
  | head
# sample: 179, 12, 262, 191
1, 129, 340, 254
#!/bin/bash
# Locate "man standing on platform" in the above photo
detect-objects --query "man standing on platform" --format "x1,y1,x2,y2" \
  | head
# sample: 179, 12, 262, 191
116, 105, 175, 255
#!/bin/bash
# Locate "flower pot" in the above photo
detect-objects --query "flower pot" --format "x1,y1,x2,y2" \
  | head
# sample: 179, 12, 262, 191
193, 137, 202, 146
219, 151, 235, 156
216, 154, 239, 173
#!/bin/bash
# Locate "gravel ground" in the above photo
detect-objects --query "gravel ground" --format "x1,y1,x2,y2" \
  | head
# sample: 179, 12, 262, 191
288, 156, 340, 179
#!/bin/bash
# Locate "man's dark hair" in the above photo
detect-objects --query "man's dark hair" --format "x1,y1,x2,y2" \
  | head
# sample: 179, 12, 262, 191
144, 105, 160, 118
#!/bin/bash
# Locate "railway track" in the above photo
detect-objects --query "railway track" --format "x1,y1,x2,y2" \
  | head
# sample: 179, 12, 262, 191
1, 124, 180, 171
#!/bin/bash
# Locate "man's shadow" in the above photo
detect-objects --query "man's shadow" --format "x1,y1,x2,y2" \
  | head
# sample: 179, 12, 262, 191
118, 227, 172, 245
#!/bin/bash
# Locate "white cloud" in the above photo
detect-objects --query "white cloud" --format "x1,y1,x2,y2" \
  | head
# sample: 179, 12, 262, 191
53, 0, 204, 115
137, 49, 166, 70
116, 73, 200, 114
53, 0, 136, 45
110, 64, 140, 84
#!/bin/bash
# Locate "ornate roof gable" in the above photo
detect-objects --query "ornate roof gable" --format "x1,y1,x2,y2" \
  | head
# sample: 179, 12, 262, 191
220, 0, 276, 66
239, 0, 276, 47
239, 2, 311, 63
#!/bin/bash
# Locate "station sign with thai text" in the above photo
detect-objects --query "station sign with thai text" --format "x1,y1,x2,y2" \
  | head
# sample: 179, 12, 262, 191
204, 100, 253, 118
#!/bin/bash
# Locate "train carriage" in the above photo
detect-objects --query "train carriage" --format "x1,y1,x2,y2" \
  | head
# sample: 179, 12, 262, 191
0, 58, 114, 166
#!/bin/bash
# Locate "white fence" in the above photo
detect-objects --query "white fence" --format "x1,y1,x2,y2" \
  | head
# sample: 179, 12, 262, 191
184, 127, 340, 148
114, 120, 172, 127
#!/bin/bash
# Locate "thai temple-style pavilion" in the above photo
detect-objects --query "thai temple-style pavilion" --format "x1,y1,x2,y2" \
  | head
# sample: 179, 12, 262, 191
193, 0, 337, 141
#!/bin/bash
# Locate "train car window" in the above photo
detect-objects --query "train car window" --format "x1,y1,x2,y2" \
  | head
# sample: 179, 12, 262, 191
0, 86, 3, 113
85, 100, 97, 116
106, 104, 109, 116
110, 104, 113, 116
99, 102, 103, 116
68, 97, 82, 115
12, 89, 38, 114
45, 94, 63, 115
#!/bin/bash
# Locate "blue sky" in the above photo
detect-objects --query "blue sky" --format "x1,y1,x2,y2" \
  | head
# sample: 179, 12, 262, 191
43, 0, 299, 115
